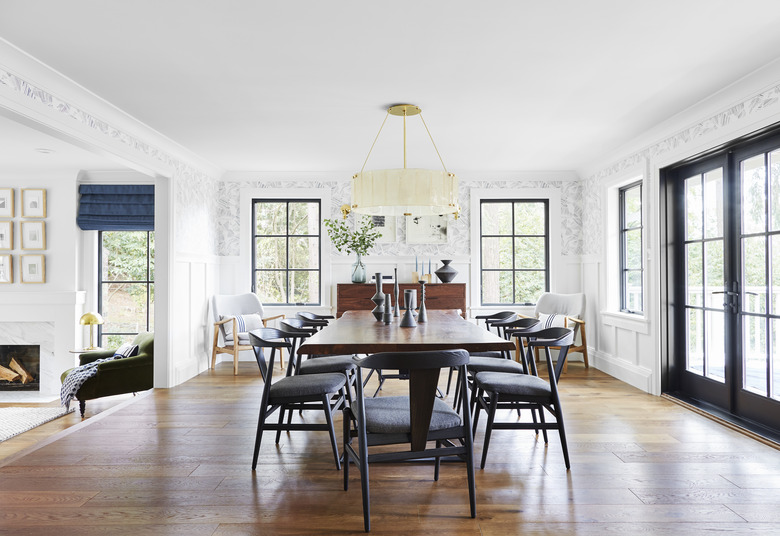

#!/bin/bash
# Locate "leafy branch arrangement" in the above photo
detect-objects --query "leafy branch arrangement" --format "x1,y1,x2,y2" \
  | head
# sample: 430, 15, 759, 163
323, 216, 381, 256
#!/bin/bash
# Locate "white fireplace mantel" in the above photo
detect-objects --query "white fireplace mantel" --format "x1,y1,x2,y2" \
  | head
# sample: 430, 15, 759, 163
0, 291, 86, 400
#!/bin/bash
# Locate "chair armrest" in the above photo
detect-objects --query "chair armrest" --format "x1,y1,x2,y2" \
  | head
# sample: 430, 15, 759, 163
517, 313, 535, 319
567, 316, 585, 325
262, 314, 285, 326
94, 353, 150, 372
79, 350, 115, 365
214, 317, 239, 344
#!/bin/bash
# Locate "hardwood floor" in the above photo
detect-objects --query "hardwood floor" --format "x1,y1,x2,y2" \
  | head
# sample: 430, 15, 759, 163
1, 361, 778, 535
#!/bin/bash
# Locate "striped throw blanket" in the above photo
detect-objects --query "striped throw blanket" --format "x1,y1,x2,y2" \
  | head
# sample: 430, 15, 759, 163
60, 358, 114, 409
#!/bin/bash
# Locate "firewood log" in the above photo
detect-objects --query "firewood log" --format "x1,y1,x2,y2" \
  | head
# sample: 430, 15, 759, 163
9, 358, 34, 384
0, 364, 21, 382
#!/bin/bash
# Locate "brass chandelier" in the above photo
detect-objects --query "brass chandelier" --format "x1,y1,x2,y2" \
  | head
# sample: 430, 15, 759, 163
350, 104, 459, 217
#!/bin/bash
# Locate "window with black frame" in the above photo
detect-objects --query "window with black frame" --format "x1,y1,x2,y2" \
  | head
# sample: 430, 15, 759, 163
252, 199, 321, 305
98, 231, 155, 347
619, 181, 643, 313
480, 199, 549, 305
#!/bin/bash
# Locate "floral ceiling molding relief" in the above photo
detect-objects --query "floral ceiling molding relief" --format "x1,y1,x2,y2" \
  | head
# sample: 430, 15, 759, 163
0, 68, 221, 256
0, 68, 176, 170
582, 83, 780, 257
219, 177, 583, 258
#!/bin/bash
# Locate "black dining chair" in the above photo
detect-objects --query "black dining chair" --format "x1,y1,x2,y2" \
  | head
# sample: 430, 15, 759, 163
448, 316, 541, 404
471, 311, 517, 357
296, 311, 334, 331
343, 349, 476, 532
445, 311, 517, 396
472, 327, 574, 469
475, 310, 517, 335
249, 328, 347, 470
279, 318, 357, 405
279, 318, 318, 373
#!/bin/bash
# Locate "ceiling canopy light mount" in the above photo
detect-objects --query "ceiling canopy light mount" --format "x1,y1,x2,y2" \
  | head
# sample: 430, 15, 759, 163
387, 104, 421, 117
351, 103, 459, 218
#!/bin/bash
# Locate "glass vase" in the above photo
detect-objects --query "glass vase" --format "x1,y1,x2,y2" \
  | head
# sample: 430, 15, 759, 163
351, 254, 367, 283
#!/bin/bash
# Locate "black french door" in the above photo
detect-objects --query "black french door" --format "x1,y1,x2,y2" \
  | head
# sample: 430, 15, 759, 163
664, 130, 780, 434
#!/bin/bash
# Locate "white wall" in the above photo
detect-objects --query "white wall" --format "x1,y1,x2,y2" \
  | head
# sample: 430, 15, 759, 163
0, 170, 86, 397
169, 167, 221, 384
581, 59, 780, 395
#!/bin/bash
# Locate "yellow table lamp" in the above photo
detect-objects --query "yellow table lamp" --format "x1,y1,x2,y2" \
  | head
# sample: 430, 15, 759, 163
80, 312, 104, 350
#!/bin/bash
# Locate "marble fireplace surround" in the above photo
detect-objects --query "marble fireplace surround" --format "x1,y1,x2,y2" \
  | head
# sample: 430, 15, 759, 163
0, 292, 84, 402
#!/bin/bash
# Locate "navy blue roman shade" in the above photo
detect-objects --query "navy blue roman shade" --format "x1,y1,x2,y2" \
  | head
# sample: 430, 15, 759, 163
77, 184, 154, 231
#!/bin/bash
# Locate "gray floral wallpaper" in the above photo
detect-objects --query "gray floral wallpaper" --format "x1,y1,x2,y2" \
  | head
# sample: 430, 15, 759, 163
173, 163, 221, 255
216, 177, 584, 258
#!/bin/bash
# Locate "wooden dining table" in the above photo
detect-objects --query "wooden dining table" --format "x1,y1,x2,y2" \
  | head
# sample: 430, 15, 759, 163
296, 309, 515, 356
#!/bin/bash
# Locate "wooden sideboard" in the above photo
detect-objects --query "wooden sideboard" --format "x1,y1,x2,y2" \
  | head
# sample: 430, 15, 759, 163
336, 283, 466, 318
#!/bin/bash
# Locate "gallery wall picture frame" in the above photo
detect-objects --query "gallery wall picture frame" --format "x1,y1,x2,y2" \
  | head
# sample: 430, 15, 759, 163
0, 221, 12, 250
359, 214, 396, 243
0, 188, 13, 218
20, 254, 45, 283
405, 214, 449, 244
21, 221, 46, 250
0, 254, 12, 283
21, 188, 46, 218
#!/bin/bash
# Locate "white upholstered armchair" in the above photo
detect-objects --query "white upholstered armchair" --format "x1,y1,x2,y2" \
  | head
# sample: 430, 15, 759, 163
211, 293, 285, 375
524, 292, 588, 372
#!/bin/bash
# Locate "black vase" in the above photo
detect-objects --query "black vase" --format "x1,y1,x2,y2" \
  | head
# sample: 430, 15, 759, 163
417, 280, 428, 323
371, 272, 385, 321
393, 268, 400, 317
434, 260, 458, 283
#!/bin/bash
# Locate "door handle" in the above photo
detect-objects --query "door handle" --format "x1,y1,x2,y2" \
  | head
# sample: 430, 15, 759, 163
712, 283, 740, 313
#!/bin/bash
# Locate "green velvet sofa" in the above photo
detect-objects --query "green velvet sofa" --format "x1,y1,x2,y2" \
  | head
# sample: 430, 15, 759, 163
61, 331, 154, 417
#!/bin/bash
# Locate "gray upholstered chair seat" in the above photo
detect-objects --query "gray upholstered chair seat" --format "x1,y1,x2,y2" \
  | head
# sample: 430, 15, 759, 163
299, 355, 356, 375
269, 373, 346, 399
474, 371, 551, 397
467, 356, 525, 374
363, 395, 462, 433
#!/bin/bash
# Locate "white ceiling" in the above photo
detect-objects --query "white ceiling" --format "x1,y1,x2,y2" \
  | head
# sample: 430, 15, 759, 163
2, 0, 780, 176
0, 113, 124, 173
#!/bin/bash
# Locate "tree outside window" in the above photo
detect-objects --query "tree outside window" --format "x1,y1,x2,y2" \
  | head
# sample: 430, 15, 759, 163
620, 182, 643, 313
253, 200, 321, 305
480, 200, 549, 305
99, 231, 154, 348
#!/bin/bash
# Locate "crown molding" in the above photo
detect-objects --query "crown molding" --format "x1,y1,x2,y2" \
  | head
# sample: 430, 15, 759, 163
0, 38, 223, 180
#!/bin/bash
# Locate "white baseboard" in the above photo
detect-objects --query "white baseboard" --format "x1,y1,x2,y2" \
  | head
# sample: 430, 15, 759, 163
589, 349, 654, 394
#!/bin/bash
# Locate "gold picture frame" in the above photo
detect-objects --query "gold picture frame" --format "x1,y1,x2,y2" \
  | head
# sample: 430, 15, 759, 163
0, 254, 11, 283
0, 188, 13, 218
21, 188, 46, 218
20, 254, 45, 283
21, 221, 46, 250
0, 221, 12, 250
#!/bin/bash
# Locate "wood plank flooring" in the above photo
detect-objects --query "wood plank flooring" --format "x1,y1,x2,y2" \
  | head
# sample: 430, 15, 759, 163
1, 361, 778, 535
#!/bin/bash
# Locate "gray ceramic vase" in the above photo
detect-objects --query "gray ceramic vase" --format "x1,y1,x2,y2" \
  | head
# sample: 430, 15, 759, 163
434, 260, 458, 283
